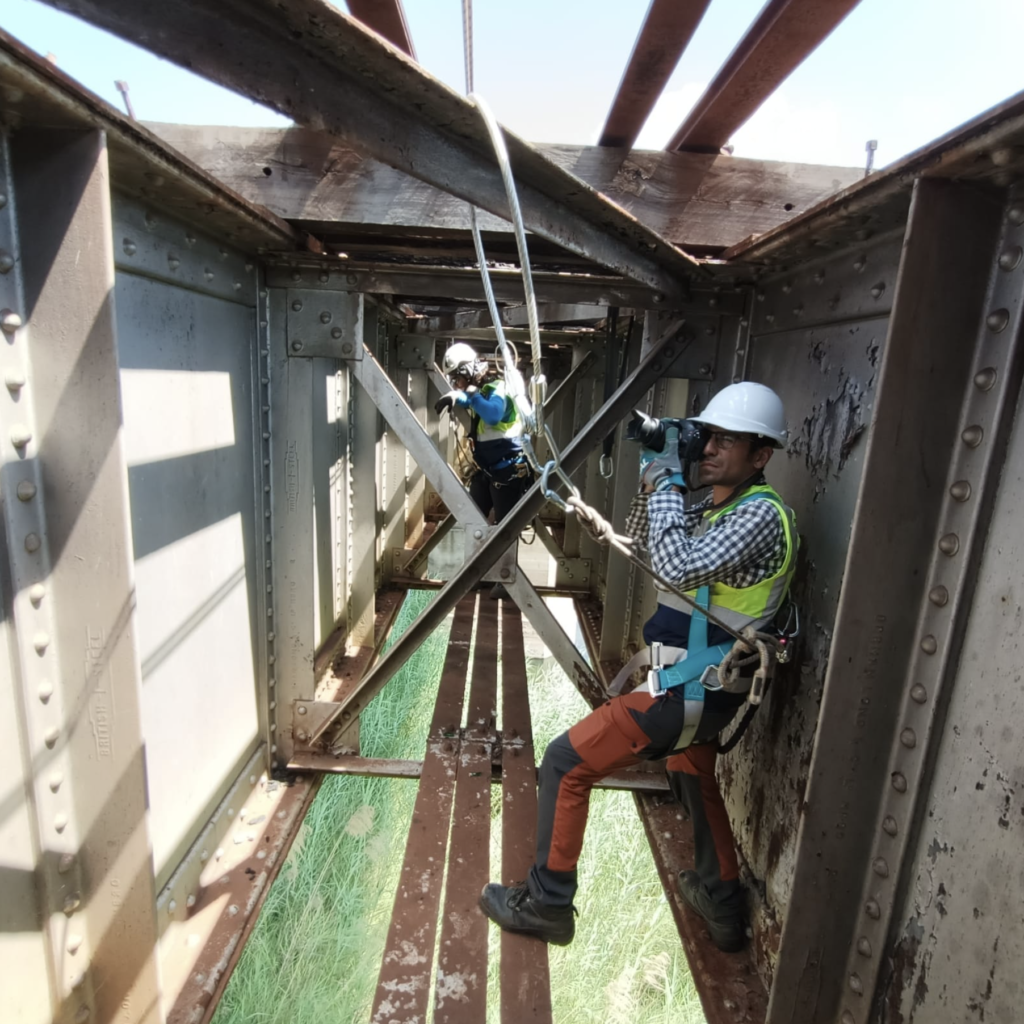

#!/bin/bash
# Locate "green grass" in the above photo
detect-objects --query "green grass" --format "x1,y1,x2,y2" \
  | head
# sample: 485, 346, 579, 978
211, 593, 705, 1024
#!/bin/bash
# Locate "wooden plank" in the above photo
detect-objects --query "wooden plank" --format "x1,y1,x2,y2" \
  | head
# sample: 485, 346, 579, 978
371, 597, 474, 1024
435, 599, 498, 1023
498, 603, 552, 1023
146, 123, 862, 252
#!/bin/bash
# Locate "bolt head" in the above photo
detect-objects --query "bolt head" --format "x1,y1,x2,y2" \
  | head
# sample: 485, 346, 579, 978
1, 309, 23, 333
291, 340, 304, 352
0, 250, 13, 274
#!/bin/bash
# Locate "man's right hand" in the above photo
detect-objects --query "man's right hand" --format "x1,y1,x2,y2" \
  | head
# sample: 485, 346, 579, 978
434, 390, 466, 416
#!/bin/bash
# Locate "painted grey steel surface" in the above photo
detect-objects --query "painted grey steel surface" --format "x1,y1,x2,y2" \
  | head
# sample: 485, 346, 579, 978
0, 129, 161, 1024
765, 182, 1006, 1024
115, 199, 264, 881
711, 234, 900, 991
865, 189, 1024, 1024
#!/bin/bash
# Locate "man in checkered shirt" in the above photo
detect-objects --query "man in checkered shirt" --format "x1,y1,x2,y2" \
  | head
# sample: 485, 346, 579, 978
481, 383, 797, 954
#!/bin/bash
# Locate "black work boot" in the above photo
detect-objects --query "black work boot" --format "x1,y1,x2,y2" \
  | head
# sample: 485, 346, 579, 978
677, 870, 745, 952
479, 882, 576, 946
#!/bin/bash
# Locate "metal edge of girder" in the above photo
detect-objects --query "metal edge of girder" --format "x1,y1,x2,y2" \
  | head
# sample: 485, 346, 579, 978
0, 29, 300, 254
39, 0, 704, 294
723, 88, 1024, 266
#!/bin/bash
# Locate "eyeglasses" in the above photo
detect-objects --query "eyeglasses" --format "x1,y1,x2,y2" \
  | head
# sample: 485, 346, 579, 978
705, 430, 742, 451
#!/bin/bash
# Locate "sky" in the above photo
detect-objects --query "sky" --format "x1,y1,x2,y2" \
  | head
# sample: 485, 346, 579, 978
3, 0, 1024, 171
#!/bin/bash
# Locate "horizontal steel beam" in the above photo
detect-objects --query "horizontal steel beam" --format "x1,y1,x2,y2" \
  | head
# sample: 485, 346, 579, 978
289, 751, 669, 791
317, 329, 678, 742
599, 0, 712, 150
666, 0, 862, 154
346, 0, 415, 58
48, 0, 701, 294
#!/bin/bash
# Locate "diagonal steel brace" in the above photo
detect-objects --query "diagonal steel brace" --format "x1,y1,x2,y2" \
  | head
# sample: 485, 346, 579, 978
315, 328, 679, 745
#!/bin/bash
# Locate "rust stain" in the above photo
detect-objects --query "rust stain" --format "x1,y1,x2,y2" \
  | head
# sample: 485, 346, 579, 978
791, 373, 866, 490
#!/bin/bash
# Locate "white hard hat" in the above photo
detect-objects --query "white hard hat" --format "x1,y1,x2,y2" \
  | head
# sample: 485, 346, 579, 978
691, 382, 788, 447
443, 341, 486, 380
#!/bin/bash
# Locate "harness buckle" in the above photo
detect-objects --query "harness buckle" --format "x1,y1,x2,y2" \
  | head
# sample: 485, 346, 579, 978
647, 642, 665, 698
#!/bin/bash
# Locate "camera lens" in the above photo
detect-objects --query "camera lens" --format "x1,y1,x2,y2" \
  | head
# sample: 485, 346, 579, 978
625, 410, 667, 451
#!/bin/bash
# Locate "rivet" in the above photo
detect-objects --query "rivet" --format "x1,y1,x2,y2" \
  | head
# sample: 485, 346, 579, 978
900, 728, 917, 749
66, 933, 83, 954
792, 304, 804, 316
865, 899, 881, 919
297, 704, 307, 715
342, 342, 353, 354
782, 282, 793, 294
49, 771, 64, 792
186, 894, 197, 908
5, 369, 25, 390
290, 340, 303, 352
841, 1012, 856, 1024
999, 246, 1023, 271
319, 271, 329, 283
735, 348, 746, 358
882, 816, 898, 837
38, 680, 53, 703
233, 281, 242, 291
270, 745, 276, 754
54, 812, 68, 833
961, 425, 983, 448
699, 363, 712, 375
169, 899, 178, 912
291, 271, 302, 282
320, 311, 332, 324
268, 632, 276, 641
870, 282, 885, 299
59, 852, 75, 874
218, 248, 229, 261
949, 480, 971, 502
0, 250, 13, 273
185, 232, 197, 246
704, 327, 714, 337
652, 292, 665, 304
986, 308, 1010, 333
856, 936, 873, 957
975, 367, 997, 391
1009, 206, 1024, 226
500, 567, 511, 579
911, 684, 928, 703
891, 772, 908, 793
291, 300, 303, 312
122, 239, 137, 256
246, 263, 254, 273
938, 534, 959, 556
0, 193, 6, 209
928, 585, 949, 607
74, 1007, 90, 1024
33, 631, 50, 654
204, 269, 214, 283
63, 893, 81, 915
331, 327, 343, 339
296, 730, 307, 742
756, 290, 765, 302
17, 480, 37, 501
11, 424, 32, 448
766, 313, 775, 323
849, 973, 863, 995
872, 857, 889, 878
24, 533, 41, 553
853, 255, 867, 272
167, 255, 180, 271
341, 710, 351, 721
813, 270, 825, 283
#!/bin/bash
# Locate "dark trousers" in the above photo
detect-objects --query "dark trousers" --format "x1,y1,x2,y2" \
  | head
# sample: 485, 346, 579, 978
469, 462, 532, 522
528, 689, 741, 908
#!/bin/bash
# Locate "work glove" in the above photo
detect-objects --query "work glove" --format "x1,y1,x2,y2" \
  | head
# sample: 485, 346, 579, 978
434, 390, 468, 416
639, 425, 686, 492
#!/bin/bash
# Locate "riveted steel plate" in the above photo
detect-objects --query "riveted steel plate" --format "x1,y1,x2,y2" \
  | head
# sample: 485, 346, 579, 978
285, 288, 363, 359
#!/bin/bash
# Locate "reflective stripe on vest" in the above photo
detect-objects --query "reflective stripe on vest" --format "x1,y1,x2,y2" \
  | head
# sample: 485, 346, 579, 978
474, 381, 524, 443
657, 484, 797, 632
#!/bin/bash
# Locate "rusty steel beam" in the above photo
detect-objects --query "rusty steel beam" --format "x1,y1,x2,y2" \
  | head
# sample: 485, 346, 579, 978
666, 0, 862, 154
44, 0, 701, 296
346, 0, 415, 58
598, 0, 712, 150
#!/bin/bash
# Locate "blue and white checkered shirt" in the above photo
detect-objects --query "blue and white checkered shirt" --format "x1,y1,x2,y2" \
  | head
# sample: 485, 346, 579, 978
647, 488, 786, 592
